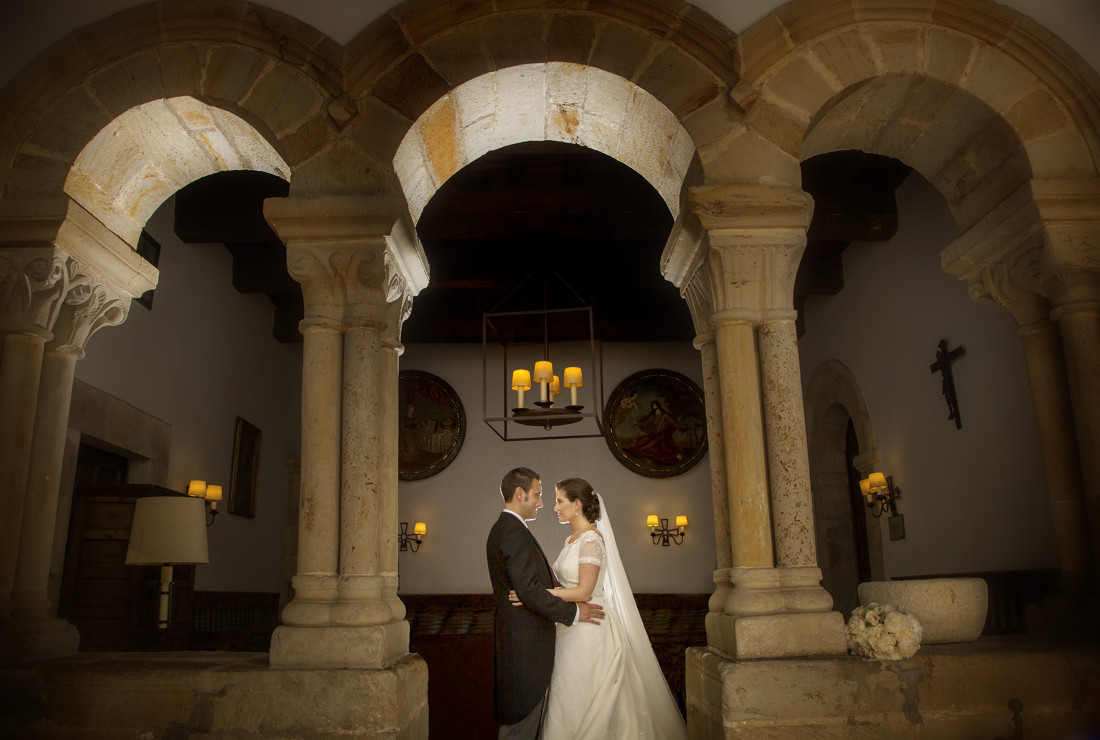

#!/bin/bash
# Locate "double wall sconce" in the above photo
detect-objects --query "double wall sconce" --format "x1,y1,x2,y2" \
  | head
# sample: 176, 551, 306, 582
647, 515, 687, 546
188, 480, 223, 527
398, 522, 427, 552
859, 472, 901, 518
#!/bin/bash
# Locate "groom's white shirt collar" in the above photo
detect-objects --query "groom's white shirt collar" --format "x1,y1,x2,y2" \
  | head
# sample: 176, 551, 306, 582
503, 508, 528, 528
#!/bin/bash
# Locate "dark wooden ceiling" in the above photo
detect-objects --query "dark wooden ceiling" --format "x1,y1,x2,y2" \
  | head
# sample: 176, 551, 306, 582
172, 146, 910, 343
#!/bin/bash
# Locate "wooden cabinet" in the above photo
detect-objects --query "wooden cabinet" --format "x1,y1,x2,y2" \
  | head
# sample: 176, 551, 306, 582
59, 485, 194, 651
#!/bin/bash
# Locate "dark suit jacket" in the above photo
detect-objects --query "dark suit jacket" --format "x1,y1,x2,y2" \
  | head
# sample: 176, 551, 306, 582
486, 511, 576, 725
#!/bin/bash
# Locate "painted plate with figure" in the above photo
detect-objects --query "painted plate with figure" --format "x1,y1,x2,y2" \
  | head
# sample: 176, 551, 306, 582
398, 371, 466, 481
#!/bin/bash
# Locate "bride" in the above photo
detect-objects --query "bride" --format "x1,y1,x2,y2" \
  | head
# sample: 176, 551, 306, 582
513, 477, 688, 739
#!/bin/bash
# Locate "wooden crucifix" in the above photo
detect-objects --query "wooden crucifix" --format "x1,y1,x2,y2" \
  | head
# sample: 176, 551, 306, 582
930, 339, 965, 429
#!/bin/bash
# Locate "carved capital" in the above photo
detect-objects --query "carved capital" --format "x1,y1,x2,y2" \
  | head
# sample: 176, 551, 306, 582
707, 240, 806, 317
968, 260, 1051, 329
944, 179, 1100, 299
50, 262, 130, 354
0, 248, 68, 336
689, 185, 813, 232
268, 194, 429, 325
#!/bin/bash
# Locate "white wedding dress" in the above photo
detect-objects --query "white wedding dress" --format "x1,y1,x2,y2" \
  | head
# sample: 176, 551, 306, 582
541, 495, 687, 739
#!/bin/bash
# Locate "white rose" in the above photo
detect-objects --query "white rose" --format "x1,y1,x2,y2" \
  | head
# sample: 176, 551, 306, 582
883, 611, 909, 634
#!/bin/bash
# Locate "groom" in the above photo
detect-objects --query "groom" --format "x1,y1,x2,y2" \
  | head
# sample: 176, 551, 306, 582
486, 467, 604, 739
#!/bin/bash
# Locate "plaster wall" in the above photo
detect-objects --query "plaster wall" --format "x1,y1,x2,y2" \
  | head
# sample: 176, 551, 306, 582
72, 198, 303, 594
797, 172, 1057, 578
397, 341, 716, 594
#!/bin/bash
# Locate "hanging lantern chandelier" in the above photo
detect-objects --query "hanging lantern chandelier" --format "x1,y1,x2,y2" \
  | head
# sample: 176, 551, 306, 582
482, 272, 604, 440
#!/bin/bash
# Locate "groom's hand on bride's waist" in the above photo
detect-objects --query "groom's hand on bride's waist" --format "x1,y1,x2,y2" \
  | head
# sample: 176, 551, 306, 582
577, 601, 604, 624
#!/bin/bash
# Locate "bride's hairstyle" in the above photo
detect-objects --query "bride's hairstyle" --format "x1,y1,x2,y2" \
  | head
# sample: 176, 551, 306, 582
556, 478, 600, 523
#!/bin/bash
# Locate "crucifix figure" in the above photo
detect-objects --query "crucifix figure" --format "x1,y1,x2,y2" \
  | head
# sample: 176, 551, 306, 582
930, 339, 965, 429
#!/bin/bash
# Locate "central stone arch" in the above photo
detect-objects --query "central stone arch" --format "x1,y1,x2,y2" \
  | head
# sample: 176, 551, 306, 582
392, 62, 696, 225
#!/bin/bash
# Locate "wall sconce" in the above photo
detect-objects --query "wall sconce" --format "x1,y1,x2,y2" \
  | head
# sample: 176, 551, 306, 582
188, 480, 222, 526
859, 472, 901, 518
398, 521, 427, 552
125, 496, 209, 629
647, 514, 687, 546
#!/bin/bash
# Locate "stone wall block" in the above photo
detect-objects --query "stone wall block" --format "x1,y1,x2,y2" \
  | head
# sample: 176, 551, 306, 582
202, 45, 271, 105
85, 52, 167, 119
589, 20, 654, 82
372, 53, 452, 123
873, 119, 925, 159
580, 68, 632, 154
1024, 132, 1097, 180
960, 45, 1035, 114
421, 26, 494, 89
760, 54, 839, 122
496, 65, 547, 146
896, 77, 956, 127
22, 87, 113, 166
416, 96, 463, 194
1002, 87, 1074, 146
698, 128, 800, 189
242, 64, 325, 138
593, 0, 683, 37
346, 13, 411, 97
290, 141, 391, 197
924, 27, 977, 86
547, 14, 599, 66
157, 43, 208, 98
545, 63, 586, 146
392, 0, 494, 45
744, 98, 806, 157
637, 45, 721, 120
5, 155, 74, 201
483, 12, 548, 70
864, 24, 925, 77
806, 29, 879, 90
670, 6, 740, 89
124, 101, 220, 185
767, 2, 858, 51
937, 156, 1029, 235
206, 107, 291, 179
738, 14, 797, 84
279, 115, 334, 168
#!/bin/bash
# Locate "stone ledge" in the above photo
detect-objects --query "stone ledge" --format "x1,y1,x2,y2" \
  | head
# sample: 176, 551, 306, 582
687, 637, 1100, 739
0, 651, 428, 739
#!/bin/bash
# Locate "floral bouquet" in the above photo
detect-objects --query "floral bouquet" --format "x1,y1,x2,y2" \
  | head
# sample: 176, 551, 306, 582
846, 602, 923, 660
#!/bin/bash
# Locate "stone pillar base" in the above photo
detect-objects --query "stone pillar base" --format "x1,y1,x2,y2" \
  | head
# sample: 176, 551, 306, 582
0, 617, 80, 664
686, 642, 1100, 739
269, 621, 409, 669
0, 651, 428, 739
705, 610, 846, 660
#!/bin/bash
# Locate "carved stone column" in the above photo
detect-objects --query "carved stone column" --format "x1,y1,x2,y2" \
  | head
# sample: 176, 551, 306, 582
0, 249, 62, 620
0, 198, 156, 659
689, 185, 846, 660
945, 179, 1100, 604
971, 265, 1092, 604
266, 194, 428, 669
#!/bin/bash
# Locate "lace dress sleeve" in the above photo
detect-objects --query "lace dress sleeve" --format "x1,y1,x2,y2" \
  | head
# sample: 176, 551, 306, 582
576, 529, 605, 568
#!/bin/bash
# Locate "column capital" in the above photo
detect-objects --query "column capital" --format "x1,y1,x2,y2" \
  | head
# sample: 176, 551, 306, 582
968, 262, 1052, 329
688, 185, 812, 318
267, 194, 428, 326
944, 178, 1100, 300
0, 248, 66, 336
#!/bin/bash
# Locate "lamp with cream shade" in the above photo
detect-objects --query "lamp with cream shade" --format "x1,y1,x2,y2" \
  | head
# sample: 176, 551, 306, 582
125, 496, 209, 630
859, 472, 900, 518
647, 514, 687, 546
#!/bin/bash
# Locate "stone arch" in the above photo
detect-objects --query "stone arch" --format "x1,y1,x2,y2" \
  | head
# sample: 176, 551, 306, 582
0, 0, 342, 220
67, 97, 290, 247
737, 0, 1100, 231
804, 359, 884, 611
392, 63, 696, 225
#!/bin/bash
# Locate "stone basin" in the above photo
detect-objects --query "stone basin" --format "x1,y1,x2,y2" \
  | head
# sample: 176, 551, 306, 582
858, 577, 988, 644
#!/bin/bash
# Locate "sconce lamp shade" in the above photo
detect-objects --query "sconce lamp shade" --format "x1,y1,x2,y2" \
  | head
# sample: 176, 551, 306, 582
866, 472, 888, 492
675, 515, 688, 529
563, 367, 583, 388
187, 480, 206, 497
511, 369, 531, 391
126, 497, 209, 566
413, 522, 427, 536
550, 376, 561, 396
533, 361, 554, 382
647, 515, 659, 528
205, 485, 223, 502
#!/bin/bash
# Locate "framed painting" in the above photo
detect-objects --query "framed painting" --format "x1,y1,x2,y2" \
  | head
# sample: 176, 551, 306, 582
398, 370, 466, 481
229, 417, 262, 518
603, 369, 707, 478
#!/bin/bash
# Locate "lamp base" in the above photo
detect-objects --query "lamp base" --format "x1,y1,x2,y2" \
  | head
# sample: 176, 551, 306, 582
511, 407, 584, 427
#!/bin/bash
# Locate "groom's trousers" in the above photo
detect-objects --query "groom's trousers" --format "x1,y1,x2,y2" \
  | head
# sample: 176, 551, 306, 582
498, 693, 546, 740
